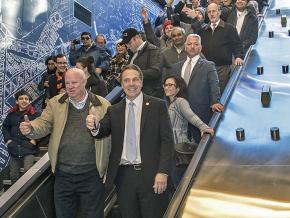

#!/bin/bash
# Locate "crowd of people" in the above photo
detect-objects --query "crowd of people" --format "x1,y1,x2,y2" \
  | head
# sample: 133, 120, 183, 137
1, 0, 267, 216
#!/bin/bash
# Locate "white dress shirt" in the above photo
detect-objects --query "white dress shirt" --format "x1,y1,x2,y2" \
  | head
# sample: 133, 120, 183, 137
181, 55, 200, 80
236, 10, 248, 35
211, 19, 221, 31
120, 92, 143, 165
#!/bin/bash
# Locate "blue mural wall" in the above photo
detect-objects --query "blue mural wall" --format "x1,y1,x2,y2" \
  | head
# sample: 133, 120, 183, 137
0, 0, 163, 170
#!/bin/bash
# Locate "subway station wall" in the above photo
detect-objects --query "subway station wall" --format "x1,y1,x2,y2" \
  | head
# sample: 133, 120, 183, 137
0, 0, 162, 143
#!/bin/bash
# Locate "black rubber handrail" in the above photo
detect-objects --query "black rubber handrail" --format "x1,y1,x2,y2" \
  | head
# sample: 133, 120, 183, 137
0, 86, 123, 217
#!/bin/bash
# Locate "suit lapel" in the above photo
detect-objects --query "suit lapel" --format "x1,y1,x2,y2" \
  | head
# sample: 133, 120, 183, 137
119, 100, 126, 135
189, 57, 203, 83
140, 95, 150, 133
178, 61, 186, 77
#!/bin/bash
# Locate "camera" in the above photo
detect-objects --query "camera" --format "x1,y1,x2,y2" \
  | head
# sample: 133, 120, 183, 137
72, 39, 80, 44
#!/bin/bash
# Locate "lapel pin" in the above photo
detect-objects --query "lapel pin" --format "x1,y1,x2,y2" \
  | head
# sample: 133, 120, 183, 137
145, 102, 149, 106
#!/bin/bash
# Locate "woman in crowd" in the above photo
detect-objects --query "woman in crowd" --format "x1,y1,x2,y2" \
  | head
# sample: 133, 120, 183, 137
105, 40, 129, 92
163, 74, 214, 188
75, 56, 108, 97
2, 90, 40, 183
38, 56, 56, 108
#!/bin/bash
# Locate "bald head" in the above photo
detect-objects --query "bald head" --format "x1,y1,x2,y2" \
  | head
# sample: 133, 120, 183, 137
207, 3, 221, 24
66, 67, 86, 81
65, 68, 87, 102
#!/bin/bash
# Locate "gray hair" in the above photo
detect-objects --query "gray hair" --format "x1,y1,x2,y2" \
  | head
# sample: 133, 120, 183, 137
186, 34, 202, 45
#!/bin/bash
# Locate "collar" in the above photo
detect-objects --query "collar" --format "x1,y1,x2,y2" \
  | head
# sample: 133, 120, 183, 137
206, 19, 225, 30
83, 44, 92, 51
68, 90, 88, 109
125, 92, 143, 107
237, 9, 248, 16
211, 19, 221, 28
136, 41, 146, 53
186, 54, 200, 63
58, 91, 102, 107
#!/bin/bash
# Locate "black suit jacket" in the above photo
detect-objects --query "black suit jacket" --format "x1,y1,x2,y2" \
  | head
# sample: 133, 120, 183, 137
129, 42, 162, 98
171, 57, 221, 124
97, 94, 174, 189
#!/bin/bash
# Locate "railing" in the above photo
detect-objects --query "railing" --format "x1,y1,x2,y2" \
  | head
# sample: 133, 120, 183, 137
164, 3, 270, 217
0, 86, 123, 217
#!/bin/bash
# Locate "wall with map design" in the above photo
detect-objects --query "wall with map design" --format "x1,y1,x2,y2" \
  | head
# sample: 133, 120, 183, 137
0, 0, 163, 170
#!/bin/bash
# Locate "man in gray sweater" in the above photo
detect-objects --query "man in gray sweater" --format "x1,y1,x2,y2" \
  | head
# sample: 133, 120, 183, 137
20, 68, 111, 218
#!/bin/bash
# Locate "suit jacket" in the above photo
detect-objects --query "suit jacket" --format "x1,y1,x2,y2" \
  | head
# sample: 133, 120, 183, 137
97, 94, 174, 189
129, 42, 162, 98
198, 20, 245, 66
226, 6, 258, 51
161, 46, 187, 76
171, 57, 221, 124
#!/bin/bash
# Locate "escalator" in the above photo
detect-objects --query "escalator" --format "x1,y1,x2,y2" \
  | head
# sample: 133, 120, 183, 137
0, 87, 123, 218
165, 0, 290, 217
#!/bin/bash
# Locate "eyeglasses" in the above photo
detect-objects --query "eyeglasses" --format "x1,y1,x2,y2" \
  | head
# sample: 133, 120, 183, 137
81, 37, 90, 40
163, 83, 176, 88
57, 62, 67, 65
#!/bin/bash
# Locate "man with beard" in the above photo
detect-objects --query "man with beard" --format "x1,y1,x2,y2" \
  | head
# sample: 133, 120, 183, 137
161, 27, 188, 76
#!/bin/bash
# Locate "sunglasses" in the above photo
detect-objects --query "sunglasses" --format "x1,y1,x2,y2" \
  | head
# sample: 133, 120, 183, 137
81, 36, 90, 40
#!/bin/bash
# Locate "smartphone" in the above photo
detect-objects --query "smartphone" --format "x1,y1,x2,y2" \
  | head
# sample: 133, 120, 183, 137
171, 13, 181, 27
186, 3, 193, 9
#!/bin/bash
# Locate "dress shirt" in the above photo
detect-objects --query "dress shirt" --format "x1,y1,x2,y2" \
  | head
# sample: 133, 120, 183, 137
69, 91, 88, 109
181, 55, 200, 79
236, 10, 247, 35
211, 19, 221, 31
174, 45, 183, 54
130, 41, 146, 64
120, 92, 143, 165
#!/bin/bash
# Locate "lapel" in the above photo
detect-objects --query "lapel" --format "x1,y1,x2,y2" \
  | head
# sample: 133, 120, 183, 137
133, 42, 148, 63
240, 10, 250, 36
140, 94, 150, 134
178, 61, 186, 77
189, 57, 203, 83
119, 99, 126, 135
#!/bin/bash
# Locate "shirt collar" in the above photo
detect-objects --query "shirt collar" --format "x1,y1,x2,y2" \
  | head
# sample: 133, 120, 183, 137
126, 92, 143, 107
211, 19, 221, 27
69, 90, 88, 109
187, 54, 200, 63
136, 41, 146, 53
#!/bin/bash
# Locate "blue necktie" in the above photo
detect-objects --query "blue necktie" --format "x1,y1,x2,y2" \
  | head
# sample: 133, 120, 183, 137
126, 101, 137, 162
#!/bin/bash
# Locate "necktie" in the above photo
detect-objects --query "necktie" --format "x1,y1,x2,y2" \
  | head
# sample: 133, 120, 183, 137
212, 23, 216, 33
183, 59, 192, 85
126, 101, 137, 162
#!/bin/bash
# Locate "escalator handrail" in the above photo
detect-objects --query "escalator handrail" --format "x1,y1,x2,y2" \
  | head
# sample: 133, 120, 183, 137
0, 86, 123, 216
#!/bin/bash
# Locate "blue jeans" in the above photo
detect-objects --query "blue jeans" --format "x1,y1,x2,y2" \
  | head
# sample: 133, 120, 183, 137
54, 169, 104, 218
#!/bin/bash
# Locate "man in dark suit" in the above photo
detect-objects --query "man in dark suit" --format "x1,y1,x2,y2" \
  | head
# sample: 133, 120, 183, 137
198, 3, 245, 93
171, 34, 223, 142
86, 64, 174, 218
122, 28, 163, 98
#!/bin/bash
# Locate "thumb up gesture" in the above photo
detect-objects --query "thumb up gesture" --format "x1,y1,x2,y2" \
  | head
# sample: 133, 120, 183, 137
86, 107, 101, 131
19, 115, 32, 135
